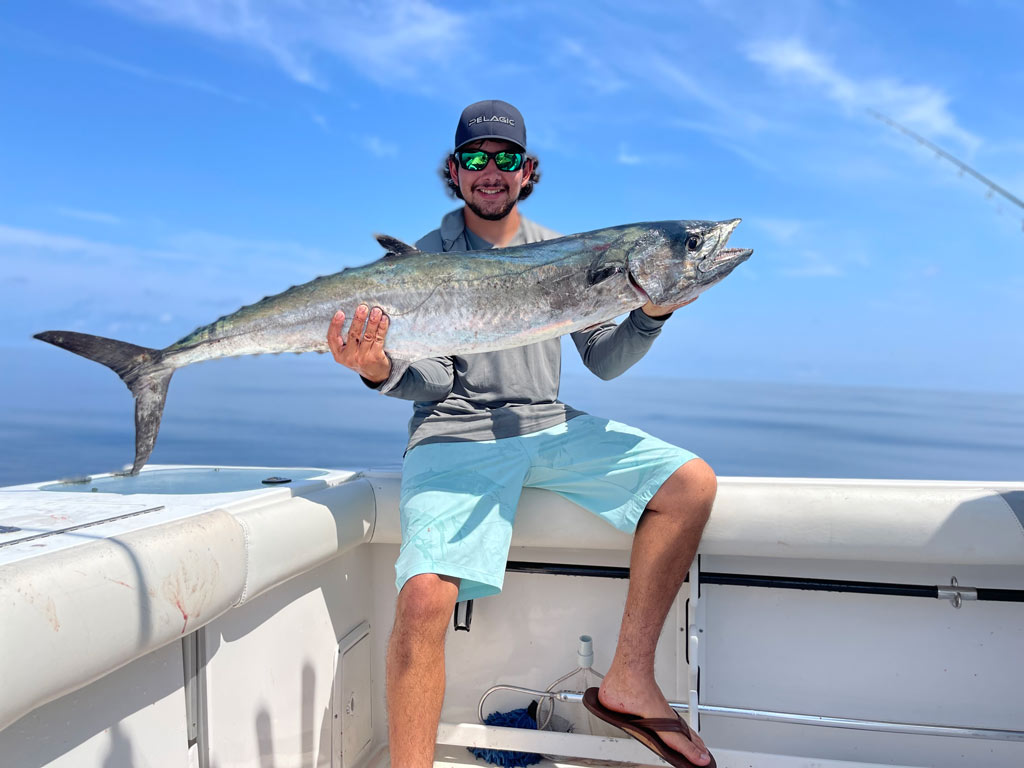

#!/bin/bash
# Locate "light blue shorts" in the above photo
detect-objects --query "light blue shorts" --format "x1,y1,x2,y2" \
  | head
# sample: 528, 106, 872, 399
396, 414, 699, 602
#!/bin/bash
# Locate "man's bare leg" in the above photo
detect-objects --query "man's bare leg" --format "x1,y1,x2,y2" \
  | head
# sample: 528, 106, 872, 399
387, 573, 460, 768
598, 458, 718, 767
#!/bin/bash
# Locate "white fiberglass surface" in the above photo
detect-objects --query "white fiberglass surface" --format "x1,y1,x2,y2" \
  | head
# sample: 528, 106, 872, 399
0, 466, 352, 567
38, 467, 328, 495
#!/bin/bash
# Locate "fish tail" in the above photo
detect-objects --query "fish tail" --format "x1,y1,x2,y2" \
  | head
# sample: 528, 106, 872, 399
33, 330, 173, 475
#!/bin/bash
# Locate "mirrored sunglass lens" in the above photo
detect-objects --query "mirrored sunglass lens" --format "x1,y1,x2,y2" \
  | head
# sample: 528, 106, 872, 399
495, 152, 523, 171
460, 151, 488, 170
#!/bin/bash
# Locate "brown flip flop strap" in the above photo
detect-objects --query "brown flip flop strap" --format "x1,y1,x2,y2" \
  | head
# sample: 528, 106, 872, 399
629, 716, 691, 737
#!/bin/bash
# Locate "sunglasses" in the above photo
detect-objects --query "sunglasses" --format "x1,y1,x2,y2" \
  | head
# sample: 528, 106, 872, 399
455, 149, 525, 173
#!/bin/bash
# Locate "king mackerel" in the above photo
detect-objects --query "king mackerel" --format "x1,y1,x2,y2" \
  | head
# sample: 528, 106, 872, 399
34, 219, 750, 475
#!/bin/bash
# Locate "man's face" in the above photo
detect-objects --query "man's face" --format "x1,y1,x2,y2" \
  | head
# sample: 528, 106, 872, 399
449, 139, 533, 222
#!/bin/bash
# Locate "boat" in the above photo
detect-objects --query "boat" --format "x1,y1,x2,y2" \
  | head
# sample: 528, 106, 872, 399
1, 464, 1022, 767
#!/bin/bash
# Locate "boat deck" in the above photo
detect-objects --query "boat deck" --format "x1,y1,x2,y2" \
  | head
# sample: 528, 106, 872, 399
1, 466, 1022, 767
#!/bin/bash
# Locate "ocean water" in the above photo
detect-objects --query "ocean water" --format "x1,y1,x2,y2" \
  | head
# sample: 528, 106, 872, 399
2, 348, 1022, 488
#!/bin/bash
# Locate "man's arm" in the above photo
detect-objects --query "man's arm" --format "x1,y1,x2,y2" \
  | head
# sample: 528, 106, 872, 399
327, 305, 454, 402
366, 356, 454, 402
571, 298, 697, 381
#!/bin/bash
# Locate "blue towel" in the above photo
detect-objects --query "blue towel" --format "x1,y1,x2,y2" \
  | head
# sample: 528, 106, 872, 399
467, 707, 543, 767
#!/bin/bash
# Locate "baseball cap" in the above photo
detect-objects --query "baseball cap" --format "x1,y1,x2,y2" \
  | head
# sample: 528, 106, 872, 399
455, 100, 526, 151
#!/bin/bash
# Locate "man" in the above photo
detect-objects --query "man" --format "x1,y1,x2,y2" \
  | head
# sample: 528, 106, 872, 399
326, 100, 716, 768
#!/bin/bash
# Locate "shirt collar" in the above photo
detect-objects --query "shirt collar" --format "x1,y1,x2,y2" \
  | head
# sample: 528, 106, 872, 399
439, 208, 467, 251
440, 206, 528, 250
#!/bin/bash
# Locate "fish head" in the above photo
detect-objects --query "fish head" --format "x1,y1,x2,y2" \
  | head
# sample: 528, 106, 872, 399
625, 219, 752, 306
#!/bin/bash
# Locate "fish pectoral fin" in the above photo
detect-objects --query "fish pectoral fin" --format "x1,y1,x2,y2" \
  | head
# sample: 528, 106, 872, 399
375, 234, 419, 258
586, 252, 627, 286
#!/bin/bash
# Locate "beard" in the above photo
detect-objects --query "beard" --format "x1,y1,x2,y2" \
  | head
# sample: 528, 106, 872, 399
465, 186, 521, 221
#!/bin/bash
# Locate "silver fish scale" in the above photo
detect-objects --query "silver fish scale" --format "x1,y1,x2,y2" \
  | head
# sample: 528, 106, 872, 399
160, 236, 645, 368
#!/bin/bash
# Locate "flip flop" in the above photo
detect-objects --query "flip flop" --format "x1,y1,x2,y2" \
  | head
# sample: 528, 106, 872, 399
582, 687, 716, 768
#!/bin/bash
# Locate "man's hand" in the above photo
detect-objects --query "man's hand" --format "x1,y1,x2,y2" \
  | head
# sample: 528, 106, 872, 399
327, 304, 392, 384
641, 295, 698, 319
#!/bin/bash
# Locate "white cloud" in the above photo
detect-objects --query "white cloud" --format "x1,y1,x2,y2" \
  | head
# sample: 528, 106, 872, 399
98, 0, 466, 90
559, 39, 627, 95
0, 222, 350, 345
747, 38, 979, 154
1, 22, 251, 104
779, 250, 844, 278
0, 223, 344, 276
640, 53, 736, 121
80, 47, 253, 103
536, 8, 783, 173
614, 143, 689, 168
616, 143, 644, 166
362, 136, 398, 158
751, 217, 805, 244
668, 119, 777, 172
710, 137, 777, 173
164, 230, 338, 274
56, 207, 123, 225
0, 224, 159, 261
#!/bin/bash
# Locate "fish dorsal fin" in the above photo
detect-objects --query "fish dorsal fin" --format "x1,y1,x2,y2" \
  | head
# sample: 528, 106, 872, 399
375, 234, 419, 259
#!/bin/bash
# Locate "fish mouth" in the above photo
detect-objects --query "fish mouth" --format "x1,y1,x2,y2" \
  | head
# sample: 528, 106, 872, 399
697, 246, 753, 276
716, 246, 754, 265
696, 219, 750, 276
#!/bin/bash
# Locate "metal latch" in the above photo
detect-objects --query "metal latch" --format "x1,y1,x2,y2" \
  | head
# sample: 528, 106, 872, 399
937, 577, 978, 609
453, 600, 473, 631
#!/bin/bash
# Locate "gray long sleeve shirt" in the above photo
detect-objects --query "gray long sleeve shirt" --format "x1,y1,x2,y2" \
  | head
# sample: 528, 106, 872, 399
371, 208, 670, 453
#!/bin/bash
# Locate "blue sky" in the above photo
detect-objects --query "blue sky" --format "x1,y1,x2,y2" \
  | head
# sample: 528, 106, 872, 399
1, 0, 1022, 394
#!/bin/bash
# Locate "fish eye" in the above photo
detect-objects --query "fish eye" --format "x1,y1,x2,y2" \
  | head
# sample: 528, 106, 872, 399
685, 234, 703, 252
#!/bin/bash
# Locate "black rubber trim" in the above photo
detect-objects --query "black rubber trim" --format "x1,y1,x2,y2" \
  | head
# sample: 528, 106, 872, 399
506, 561, 629, 579
504, 560, 1024, 603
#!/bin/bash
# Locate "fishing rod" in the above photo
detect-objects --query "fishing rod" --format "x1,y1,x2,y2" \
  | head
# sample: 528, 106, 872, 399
866, 108, 1024, 231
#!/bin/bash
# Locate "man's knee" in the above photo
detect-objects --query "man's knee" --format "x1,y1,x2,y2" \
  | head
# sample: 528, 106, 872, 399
683, 458, 718, 505
395, 573, 460, 630
649, 458, 717, 516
